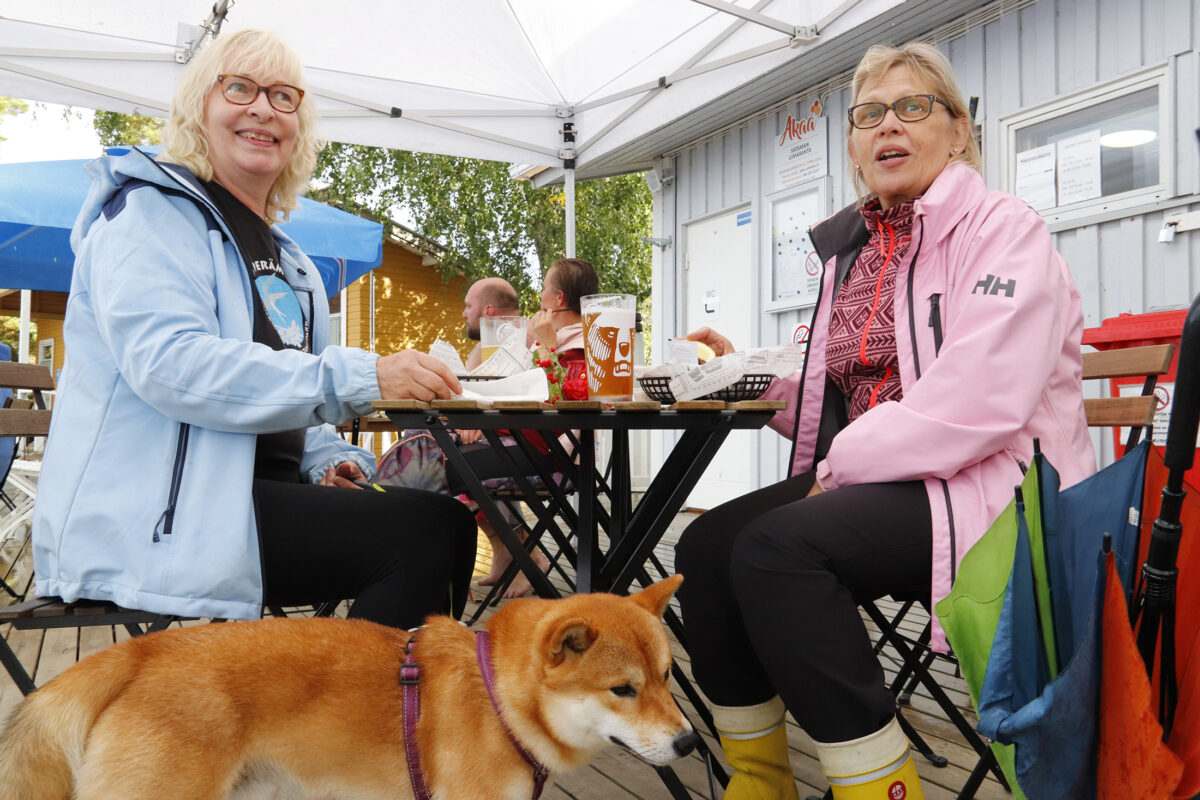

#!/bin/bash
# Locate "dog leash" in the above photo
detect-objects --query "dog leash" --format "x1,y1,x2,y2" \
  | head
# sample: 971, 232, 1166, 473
399, 630, 550, 800
475, 630, 550, 799
399, 634, 432, 800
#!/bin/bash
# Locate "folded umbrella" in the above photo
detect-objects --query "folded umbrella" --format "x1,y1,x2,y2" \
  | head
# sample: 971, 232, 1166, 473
941, 441, 1150, 799
935, 466, 1039, 798
1138, 445, 1200, 798
1099, 543, 1184, 799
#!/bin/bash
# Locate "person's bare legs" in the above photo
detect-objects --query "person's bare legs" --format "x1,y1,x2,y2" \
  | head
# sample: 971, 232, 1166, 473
475, 517, 550, 596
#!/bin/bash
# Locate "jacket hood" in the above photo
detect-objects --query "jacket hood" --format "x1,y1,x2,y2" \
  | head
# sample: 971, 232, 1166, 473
71, 148, 215, 253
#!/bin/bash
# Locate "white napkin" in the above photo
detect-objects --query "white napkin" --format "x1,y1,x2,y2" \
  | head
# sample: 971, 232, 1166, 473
455, 368, 549, 406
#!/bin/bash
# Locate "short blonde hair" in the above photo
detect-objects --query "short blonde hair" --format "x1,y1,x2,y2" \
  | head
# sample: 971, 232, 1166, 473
162, 29, 320, 222
848, 42, 980, 197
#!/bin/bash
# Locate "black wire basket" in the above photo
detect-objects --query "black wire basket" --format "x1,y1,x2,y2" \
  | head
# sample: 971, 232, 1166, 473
638, 373, 774, 404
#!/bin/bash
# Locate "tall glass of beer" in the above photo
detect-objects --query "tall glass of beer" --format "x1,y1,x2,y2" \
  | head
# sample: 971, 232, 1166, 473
581, 294, 637, 402
480, 316, 527, 363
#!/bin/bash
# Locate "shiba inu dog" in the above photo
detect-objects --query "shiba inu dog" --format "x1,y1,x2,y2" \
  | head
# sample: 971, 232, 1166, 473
0, 575, 695, 800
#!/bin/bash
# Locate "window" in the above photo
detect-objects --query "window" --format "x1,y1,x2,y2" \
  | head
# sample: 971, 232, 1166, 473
999, 66, 1171, 225
328, 312, 343, 347
37, 339, 53, 370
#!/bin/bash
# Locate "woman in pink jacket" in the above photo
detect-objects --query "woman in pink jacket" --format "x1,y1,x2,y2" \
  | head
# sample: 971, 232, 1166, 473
675, 43, 1096, 800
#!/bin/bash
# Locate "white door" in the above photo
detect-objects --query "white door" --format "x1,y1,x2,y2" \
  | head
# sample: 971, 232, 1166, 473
683, 207, 754, 509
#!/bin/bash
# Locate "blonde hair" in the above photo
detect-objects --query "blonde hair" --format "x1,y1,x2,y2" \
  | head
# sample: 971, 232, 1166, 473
162, 29, 320, 222
848, 42, 980, 198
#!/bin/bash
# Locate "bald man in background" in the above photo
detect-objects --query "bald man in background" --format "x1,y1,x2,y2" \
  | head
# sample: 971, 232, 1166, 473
462, 277, 522, 370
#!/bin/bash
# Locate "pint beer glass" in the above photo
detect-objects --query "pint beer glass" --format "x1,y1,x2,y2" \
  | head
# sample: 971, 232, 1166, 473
480, 316, 527, 363
581, 294, 636, 402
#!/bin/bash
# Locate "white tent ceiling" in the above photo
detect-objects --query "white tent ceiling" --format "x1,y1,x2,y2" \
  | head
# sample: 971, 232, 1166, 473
0, 0, 938, 183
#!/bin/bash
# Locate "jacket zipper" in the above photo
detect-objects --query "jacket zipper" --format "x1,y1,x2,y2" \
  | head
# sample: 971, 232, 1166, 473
905, 228, 959, 583
153, 423, 191, 542
928, 293, 944, 352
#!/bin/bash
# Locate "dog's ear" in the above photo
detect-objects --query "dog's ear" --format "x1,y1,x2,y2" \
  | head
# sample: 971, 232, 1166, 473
629, 574, 683, 619
547, 616, 598, 664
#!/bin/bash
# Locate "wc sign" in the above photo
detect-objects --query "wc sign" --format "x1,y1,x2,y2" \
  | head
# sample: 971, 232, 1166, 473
775, 97, 828, 190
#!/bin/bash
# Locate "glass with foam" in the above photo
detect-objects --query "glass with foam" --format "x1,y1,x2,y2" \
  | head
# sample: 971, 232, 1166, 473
581, 294, 637, 402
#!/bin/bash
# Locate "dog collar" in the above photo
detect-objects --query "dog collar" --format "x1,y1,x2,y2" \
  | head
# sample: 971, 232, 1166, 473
476, 630, 551, 799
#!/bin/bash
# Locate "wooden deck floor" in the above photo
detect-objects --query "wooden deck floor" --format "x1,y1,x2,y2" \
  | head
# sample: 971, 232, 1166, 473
0, 505, 1010, 800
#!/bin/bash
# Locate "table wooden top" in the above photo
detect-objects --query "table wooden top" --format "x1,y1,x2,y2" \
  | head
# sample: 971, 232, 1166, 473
372, 399, 785, 413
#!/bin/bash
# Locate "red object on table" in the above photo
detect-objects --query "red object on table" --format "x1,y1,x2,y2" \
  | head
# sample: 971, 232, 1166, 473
562, 359, 588, 401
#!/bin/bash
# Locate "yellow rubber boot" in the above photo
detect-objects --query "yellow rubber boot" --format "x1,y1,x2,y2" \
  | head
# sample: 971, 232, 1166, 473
814, 716, 925, 800
711, 696, 799, 800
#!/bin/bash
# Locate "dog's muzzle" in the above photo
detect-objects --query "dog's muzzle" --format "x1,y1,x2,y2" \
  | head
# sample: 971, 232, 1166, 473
673, 730, 700, 757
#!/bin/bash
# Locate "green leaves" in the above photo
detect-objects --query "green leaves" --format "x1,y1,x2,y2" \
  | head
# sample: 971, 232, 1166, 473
92, 111, 163, 147
311, 143, 651, 310
0, 97, 29, 143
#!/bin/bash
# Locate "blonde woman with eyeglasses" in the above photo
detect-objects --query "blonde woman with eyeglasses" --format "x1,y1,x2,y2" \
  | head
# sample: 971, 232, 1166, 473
33, 29, 476, 631
676, 43, 1096, 798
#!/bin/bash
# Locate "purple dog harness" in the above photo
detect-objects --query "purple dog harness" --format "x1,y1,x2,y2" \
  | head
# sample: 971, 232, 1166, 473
401, 629, 550, 800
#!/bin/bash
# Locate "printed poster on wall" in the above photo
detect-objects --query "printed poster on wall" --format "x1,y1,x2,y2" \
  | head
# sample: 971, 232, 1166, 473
774, 98, 828, 192
770, 183, 823, 308
1014, 143, 1056, 210
1056, 130, 1102, 206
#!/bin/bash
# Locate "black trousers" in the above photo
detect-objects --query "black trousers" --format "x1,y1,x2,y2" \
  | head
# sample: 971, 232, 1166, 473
253, 479, 477, 629
674, 471, 931, 743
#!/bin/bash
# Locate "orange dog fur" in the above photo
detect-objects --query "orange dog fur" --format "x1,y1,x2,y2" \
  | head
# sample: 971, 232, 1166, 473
0, 575, 694, 800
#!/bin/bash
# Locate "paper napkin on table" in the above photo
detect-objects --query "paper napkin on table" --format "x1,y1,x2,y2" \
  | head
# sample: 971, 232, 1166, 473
455, 368, 549, 406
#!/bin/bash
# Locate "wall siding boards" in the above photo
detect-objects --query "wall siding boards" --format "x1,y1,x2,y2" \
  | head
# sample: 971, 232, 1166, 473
661, 0, 1200, 488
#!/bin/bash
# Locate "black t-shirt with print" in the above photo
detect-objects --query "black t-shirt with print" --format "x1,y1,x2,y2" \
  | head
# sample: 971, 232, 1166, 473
205, 181, 311, 483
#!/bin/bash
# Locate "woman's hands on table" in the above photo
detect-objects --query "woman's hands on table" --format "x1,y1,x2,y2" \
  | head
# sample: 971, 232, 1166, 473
457, 429, 484, 445
377, 350, 462, 401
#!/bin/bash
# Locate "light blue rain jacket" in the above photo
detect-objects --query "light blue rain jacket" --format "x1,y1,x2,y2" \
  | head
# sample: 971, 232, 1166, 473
33, 149, 381, 620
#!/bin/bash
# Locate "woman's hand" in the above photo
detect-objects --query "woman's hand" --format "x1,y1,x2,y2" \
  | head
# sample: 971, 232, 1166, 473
320, 460, 366, 489
685, 327, 735, 357
457, 429, 484, 445
377, 350, 462, 401
531, 309, 557, 350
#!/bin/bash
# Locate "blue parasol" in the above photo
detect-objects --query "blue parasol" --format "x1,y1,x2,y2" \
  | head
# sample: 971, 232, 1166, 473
0, 151, 382, 298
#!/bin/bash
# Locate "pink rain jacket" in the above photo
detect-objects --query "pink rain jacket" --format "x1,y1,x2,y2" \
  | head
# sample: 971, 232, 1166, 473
762, 164, 1096, 650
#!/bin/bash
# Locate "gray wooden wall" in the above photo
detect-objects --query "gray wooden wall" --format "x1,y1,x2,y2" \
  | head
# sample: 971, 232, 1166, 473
653, 0, 1200, 485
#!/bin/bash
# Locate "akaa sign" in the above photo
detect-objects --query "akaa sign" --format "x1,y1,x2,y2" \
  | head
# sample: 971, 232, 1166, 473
774, 99, 828, 191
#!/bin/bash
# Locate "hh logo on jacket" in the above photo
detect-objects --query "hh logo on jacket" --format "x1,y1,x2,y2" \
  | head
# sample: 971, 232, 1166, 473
973, 274, 1016, 297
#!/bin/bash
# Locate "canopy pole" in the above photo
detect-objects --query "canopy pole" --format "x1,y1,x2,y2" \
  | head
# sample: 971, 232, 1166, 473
565, 169, 576, 258
563, 121, 577, 258
18, 290, 30, 365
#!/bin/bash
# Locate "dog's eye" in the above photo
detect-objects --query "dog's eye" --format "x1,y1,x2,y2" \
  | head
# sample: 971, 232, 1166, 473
664, 668, 671, 682
610, 683, 637, 698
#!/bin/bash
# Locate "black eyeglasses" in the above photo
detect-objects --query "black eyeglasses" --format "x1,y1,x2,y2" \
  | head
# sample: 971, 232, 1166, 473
847, 94, 951, 129
215, 75, 305, 114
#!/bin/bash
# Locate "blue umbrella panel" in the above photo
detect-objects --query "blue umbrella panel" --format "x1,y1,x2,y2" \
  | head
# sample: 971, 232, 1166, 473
0, 155, 382, 298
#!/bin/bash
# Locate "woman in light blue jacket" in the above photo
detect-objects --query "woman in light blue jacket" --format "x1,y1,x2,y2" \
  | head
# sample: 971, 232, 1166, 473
32, 29, 476, 627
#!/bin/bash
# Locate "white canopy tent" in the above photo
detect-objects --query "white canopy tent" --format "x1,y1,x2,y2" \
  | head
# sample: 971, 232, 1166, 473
0, 0, 914, 257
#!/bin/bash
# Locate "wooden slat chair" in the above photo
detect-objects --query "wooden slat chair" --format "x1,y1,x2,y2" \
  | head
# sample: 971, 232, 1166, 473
855, 343, 1176, 800
0, 363, 197, 696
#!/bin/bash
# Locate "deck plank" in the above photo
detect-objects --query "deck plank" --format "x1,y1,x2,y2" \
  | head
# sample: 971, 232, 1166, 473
0, 499, 1010, 800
